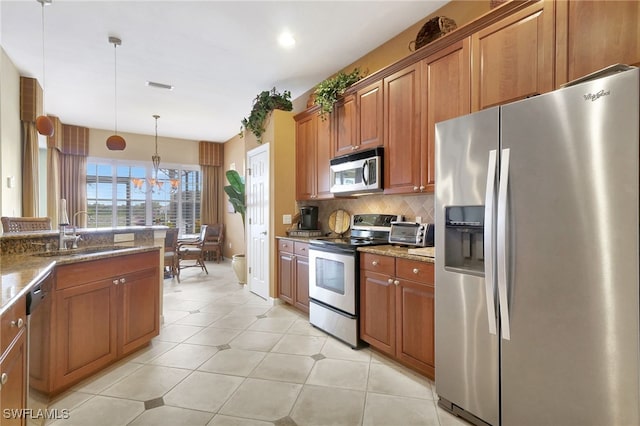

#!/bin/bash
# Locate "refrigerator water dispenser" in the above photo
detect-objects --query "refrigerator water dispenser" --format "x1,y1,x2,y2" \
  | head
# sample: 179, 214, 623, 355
444, 206, 484, 275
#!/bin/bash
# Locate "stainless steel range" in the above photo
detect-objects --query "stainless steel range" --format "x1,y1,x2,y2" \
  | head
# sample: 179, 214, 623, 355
308, 213, 400, 347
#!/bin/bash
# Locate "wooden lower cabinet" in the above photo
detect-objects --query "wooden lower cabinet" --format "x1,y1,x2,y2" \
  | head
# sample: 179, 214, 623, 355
0, 326, 27, 426
50, 251, 159, 394
360, 253, 435, 379
277, 239, 309, 313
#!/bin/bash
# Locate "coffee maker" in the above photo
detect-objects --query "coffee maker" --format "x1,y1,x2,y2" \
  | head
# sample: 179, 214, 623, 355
298, 206, 318, 230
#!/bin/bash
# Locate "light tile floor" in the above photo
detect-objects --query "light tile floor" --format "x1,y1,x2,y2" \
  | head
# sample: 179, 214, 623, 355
45, 260, 469, 426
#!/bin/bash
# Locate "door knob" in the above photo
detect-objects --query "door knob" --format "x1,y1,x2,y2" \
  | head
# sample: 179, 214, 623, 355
388, 278, 394, 284
11, 318, 24, 328
394, 280, 400, 286
0, 373, 7, 386
412, 268, 419, 274
261, 231, 267, 235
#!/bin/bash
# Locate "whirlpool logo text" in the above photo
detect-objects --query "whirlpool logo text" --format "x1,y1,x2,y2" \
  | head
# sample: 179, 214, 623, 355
583, 89, 610, 102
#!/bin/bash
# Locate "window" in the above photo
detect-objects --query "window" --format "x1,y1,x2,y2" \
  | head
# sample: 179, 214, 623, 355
86, 159, 201, 234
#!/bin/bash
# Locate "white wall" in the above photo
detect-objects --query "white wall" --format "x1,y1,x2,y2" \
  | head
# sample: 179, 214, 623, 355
0, 47, 22, 217
89, 128, 201, 165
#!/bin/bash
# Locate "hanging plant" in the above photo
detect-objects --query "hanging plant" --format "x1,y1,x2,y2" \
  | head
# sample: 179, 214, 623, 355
240, 87, 293, 142
314, 68, 364, 119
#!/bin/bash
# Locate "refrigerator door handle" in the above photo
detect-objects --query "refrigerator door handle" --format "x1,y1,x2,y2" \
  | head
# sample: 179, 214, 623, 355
484, 150, 498, 335
497, 148, 511, 340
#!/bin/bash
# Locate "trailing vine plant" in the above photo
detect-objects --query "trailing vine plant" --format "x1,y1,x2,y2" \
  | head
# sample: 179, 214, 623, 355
313, 68, 364, 119
240, 87, 293, 142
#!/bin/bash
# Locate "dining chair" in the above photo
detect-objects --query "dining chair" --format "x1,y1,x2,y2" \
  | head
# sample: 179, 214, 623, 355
177, 225, 209, 278
202, 223, 224, 263
1, 217, 52, 233
163, 228, 179, 281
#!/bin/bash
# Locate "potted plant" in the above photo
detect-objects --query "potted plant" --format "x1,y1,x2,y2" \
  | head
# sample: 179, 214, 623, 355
314, 68, 363, 119
241, 87, 293, 142
224, 169, 247, 284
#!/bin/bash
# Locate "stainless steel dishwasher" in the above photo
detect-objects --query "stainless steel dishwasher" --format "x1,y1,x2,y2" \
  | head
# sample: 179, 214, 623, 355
26, 269, 53, 425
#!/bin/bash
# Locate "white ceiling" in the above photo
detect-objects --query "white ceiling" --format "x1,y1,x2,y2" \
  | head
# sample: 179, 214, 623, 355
0, 0, 446, 142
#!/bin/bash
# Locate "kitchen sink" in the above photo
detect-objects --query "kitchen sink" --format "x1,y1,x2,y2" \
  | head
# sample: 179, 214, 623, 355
33, 246, 131, 257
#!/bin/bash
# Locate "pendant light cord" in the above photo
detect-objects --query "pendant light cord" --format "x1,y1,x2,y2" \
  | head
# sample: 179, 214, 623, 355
113, 41, 118, 134
40, 1, 46, 113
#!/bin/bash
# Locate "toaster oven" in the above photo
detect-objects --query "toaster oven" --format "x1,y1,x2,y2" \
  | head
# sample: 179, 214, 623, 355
388, 222, 434, 247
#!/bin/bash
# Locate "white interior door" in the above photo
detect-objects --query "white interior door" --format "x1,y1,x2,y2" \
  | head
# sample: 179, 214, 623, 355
246, 144, 270, 300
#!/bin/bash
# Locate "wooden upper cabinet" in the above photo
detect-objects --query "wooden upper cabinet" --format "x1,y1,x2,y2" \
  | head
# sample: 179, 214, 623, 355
315, 115, 333, 199
334, 95, 357, 157
422, 38, 471, 192
356, 80, 383, 152
295, 110, 333, 201
471, 0, 555, 111
555, 0, 640, 86
384, 63, 422, 194
295, 114, 317, 200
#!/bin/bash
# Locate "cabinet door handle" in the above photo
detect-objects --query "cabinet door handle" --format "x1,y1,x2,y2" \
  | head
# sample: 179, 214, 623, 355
1, 373, 7, 386
394, 280, 400, 286
412, 268, 419, 275
11, 318, 24, 328
300, 247, 306, 252
387, 278, 394, 285
120, 278, 126, 284
413, 186, 419, 191
372, 260, 379, 266
113, 279, 119, 285
419, 185, 425, 191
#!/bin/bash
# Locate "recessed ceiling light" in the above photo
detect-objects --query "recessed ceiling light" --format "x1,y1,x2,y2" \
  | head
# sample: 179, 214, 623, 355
145, 81, 174, 91
278, 31, 296, 48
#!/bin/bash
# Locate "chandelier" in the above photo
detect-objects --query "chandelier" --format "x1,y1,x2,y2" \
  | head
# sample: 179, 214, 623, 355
131, 114, 179, 194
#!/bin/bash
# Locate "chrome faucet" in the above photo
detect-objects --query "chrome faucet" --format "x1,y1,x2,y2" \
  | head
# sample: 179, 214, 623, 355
58, 225, 79, 250
58, 211, 89, 250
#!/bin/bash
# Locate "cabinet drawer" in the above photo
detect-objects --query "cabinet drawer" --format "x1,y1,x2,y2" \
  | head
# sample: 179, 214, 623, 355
294, 242, 309, 257
396, 258, 434, 285
278, 239, 294, 253
361, 253, 394, 275
1, 298, 27, 354
56, 251, 159, 290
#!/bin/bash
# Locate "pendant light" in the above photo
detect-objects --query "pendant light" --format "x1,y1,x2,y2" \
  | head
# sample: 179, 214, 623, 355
106, 36, 126, 150
152, 114, 161, 176
35, 0, 54, 137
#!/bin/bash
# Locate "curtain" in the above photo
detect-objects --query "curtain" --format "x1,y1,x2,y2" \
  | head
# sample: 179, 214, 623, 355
201, 165, 220, 225
46, 116, 63, 229
59, 124, 89, 227
199, 141, 223, 225
60, 154, 87, 227
21, 121, 39, 216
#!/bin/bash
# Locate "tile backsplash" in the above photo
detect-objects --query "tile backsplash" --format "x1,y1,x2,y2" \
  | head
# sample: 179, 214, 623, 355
297, 193, 434, 235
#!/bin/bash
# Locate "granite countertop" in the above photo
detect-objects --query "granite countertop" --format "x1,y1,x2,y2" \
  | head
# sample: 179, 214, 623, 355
276, 235, 315, 243
0, 245, 160, 315
0, 225, 168, 240
358, 245, 435, 264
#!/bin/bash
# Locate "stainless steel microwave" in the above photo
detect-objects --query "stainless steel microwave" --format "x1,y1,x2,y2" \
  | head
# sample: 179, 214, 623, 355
330, 147, 383, 195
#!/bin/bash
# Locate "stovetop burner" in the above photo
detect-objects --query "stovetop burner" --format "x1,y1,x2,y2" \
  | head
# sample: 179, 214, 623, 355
310, 213, 402, 249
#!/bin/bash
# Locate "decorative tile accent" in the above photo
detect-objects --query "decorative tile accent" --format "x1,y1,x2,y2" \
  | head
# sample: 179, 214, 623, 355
144, 397, 164, 410
217, 344, 231, 351
274, 416, 298, 426
299, 193, 435, 235
311, 353, 326, 361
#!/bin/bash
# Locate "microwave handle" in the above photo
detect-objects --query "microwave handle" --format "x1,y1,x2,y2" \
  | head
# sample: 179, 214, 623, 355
362, 160, 369, 185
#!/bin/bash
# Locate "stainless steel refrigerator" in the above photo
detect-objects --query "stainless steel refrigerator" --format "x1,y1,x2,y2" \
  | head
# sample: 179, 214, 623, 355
434, 65, 640, 426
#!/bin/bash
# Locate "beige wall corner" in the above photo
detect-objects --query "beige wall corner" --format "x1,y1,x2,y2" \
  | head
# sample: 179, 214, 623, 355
0, 47, 23, 218
222, 133, 247, 258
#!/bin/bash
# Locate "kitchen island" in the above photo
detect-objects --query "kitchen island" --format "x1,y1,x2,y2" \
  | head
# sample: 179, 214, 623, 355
0, 226, 165, 420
